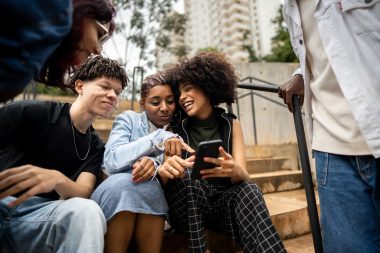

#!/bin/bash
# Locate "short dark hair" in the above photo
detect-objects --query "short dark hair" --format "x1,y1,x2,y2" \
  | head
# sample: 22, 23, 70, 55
38, 0, 116, 89
140, 72, 169, 100
69, 55, 128, 92
167, 51, 239, 106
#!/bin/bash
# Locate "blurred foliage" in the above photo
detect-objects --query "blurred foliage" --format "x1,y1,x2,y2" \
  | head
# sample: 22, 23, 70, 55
196, 47, 220, 54
262, 5, 298, 63
242, 29, 258, 62
34, 82, 74, 96
171, 44, 188, 58
242, 5, 298, 63
111, 0, 187, 68
156, 12, 187, 57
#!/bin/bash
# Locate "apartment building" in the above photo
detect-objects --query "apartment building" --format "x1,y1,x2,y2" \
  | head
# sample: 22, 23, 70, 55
186, 0, 281, 60
155, 0, 281, 69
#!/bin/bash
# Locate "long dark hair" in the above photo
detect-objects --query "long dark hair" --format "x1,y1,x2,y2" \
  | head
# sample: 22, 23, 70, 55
37, 0, 116, 88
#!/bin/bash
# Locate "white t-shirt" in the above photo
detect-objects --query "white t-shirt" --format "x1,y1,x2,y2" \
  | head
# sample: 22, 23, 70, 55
297, 0, 370, 155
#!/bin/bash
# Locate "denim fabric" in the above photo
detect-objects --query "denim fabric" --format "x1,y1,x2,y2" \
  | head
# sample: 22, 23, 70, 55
0, 0, 72, 95
103, 111, 177, 174
0, 196, 106, 253
93, 111, 173, 230
91, 172, 168, 221
314, 151, 380, 253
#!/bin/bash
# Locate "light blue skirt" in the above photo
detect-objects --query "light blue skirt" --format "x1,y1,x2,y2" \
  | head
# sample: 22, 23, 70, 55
91, 172, 168, 221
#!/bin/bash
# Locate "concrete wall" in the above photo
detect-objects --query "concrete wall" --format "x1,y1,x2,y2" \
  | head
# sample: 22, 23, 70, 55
230, 62, 300, 146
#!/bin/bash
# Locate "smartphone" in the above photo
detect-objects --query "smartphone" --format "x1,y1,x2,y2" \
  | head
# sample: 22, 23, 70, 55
191, 139, 223, 180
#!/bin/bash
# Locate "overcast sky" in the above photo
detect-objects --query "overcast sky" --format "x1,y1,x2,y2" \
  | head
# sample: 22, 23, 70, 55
102, 0, 184, 76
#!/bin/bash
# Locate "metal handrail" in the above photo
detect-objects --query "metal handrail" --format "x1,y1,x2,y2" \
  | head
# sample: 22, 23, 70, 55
240, 76, 278, 86
131, 66, 144, 110
234, 82, 323, 253
235, 81, 286, 145
238, 90, 287, 108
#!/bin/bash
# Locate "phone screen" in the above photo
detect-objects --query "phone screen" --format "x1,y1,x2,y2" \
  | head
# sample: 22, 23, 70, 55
191, 139, 222, 180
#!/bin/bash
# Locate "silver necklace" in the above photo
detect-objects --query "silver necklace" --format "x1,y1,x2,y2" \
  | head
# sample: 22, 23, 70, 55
71, 121, 91, 161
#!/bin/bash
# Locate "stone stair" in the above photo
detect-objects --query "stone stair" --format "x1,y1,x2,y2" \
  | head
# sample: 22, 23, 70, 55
33, 95, 319, 252
250, 170, 303, 194
93, 118, 114, 142
265, 189, 319, 240
159, 143, 319, 252
284, 233, 315, 253
247, 144, 319, 251
93, 117, 320, 252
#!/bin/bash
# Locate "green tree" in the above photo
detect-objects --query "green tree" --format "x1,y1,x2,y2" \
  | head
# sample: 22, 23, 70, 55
242, 29, 258, 62
196, 46, 220, 54
262, 5, 298, 62
33, 82, 73, 96
156, 11, 188, 58
110, 0, 186, 68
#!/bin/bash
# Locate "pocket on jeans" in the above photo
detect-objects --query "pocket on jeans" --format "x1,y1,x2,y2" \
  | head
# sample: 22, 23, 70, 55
314, 151, 328, 187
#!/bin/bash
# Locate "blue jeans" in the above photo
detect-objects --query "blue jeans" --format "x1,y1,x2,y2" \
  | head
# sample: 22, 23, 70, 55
314, 151, 380, 253
0, 196, 106, 253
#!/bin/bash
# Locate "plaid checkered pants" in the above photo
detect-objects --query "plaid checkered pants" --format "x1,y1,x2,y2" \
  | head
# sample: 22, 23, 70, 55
165, 178, 285, 253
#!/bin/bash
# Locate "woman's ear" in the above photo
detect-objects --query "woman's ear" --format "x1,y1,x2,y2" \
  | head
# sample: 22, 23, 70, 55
75, 80, 84, 95
139, 99, 145, 111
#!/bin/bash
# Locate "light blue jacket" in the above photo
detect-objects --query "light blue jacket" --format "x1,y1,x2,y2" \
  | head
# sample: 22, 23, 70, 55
103, 111, 178, 175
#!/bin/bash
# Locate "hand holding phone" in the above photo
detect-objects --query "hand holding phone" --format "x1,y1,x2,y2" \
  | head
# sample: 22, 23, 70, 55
191, 139, 222, 180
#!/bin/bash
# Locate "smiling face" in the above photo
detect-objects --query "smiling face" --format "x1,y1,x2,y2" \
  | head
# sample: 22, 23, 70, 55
179, 83, 212, 120
75, 77, 122, 118
74, 18, 111, 65
140, 84, 176, 128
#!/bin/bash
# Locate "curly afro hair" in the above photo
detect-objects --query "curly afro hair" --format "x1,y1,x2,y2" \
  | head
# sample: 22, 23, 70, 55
167, 51, 239, 106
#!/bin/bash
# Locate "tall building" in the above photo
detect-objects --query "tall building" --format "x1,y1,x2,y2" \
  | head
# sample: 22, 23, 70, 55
250, 0, 282, 58
184, 0, 281, 62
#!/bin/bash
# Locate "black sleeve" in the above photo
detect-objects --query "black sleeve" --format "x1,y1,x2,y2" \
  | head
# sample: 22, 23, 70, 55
0, 100, 52, 149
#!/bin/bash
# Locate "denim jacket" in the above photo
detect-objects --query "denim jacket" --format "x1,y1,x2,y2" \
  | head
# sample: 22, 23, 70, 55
103, 111, 178, 175
283, 0, 380, 157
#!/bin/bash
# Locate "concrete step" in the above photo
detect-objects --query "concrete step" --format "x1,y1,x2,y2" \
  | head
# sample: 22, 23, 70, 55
247, 157, 289, 173
265, 189, 320, 240
245, 144, 299, 171
283, 233, 315, 253
93, 118, 114, 129
160, 189, 320, 253
161, 232, 316, 253
96, 128, 111, 143
93, 118, 114, 142
250, 170, 303, 193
